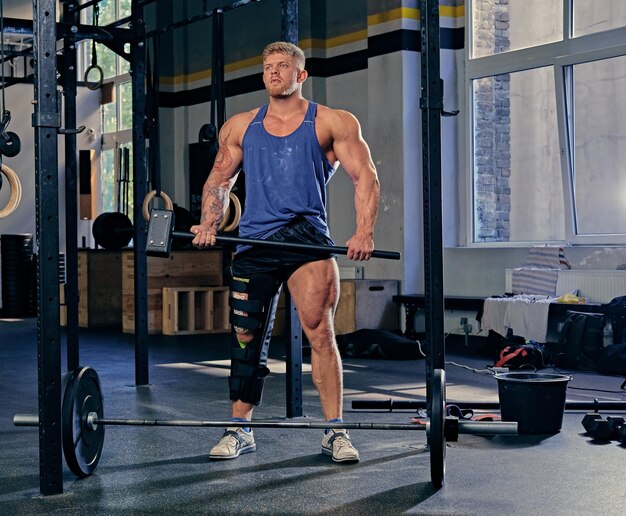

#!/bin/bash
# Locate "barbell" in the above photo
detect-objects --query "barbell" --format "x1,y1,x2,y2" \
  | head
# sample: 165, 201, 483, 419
14, 365, 518, 488
92, 191, 241, 250
145, 209, 402, 260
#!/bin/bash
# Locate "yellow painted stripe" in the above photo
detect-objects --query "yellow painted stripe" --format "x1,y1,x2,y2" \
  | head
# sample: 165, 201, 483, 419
366, 4, 463, 26
300, 29, 368, 50
161, 6, 463, 86
368, 6, 418, 25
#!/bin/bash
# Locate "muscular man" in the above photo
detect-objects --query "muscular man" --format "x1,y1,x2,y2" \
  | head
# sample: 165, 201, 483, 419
191, 41, 380, 463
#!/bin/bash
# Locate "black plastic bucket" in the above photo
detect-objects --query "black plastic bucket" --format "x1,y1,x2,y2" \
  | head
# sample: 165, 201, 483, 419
495, 372, 571, 435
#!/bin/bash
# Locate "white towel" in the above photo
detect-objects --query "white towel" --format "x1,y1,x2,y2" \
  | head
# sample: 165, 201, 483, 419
481, 298, 511, 338
503, 295, 555, 343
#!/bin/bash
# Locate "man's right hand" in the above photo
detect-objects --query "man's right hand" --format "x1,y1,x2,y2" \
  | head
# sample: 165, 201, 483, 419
190, 223, 218, 247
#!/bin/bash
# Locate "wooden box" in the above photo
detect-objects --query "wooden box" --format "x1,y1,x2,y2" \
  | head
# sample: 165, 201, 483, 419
162, 287, 229, 335
61, 250, 123, 328
122, 249, 223, 334
334, 279, 400, 334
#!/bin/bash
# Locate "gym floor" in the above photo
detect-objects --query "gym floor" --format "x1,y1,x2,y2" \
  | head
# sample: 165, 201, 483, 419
1, 318, 624, 515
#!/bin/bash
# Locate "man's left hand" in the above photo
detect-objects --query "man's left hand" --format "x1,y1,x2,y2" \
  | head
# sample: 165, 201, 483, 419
345, 233, 374, 261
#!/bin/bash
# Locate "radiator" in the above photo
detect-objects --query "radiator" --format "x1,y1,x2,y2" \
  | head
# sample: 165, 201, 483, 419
505, 269, 626, 303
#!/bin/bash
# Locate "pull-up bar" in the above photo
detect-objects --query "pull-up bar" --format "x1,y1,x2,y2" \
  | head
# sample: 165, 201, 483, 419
145, 0, 262, 38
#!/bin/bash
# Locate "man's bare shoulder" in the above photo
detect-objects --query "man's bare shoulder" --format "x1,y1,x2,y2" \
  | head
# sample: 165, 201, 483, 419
315, 104, 361, 137
222, 108, 260, 142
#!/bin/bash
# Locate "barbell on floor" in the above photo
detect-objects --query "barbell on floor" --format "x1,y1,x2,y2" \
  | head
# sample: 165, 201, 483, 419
13, 366, 518, 487
145, 209, 402, 260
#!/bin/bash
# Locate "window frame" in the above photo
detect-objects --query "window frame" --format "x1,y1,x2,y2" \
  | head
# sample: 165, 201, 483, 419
464, 1, 626, 246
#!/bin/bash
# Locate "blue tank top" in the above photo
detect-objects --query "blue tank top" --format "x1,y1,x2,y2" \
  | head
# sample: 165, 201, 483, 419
239, 101, 336, 243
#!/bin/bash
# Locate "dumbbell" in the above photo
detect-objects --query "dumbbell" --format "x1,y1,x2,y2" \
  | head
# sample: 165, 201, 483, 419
581, 413, 625, 441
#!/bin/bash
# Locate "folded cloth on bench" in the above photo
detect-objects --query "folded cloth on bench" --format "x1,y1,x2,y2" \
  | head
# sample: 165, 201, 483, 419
481, 298, 510, 338
511, 246, 570, 296
482, 295, 555, 343
503, 295, 555, 343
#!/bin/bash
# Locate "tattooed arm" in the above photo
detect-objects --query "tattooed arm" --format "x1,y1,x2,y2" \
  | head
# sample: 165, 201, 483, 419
191, 114, 249, 247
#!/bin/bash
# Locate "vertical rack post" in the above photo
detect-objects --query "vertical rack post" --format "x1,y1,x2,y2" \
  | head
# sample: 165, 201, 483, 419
419, 0, 445, 402
131, 0, 150, 385
62, 0, 80, 371
32, 0, 63, 496
281, 0, 303, 419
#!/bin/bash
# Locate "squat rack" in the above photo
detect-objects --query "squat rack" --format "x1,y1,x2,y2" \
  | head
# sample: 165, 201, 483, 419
26, 0, 447, 496
27, 0, 292, 496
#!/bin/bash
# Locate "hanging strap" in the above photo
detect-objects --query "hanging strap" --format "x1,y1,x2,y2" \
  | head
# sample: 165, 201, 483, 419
85, 4, 103, 90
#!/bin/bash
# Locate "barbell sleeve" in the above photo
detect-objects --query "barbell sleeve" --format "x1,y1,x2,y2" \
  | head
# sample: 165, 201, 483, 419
13, 414, 39, 426
171, 231, 402, 260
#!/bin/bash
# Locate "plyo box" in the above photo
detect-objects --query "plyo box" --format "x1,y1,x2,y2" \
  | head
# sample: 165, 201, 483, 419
122, 249, 223, 334
68, 249, 123, 328
334, 279, 400, 334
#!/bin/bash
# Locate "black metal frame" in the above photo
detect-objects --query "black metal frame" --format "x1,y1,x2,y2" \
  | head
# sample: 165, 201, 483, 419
28, 0, 300, 494
33, 0, 63, 497
30, 0, 145, 494
420, 0, 445, 409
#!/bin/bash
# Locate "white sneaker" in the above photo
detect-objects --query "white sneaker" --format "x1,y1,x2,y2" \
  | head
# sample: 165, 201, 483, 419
209, 427, 256, 460
321, 429, 360, 463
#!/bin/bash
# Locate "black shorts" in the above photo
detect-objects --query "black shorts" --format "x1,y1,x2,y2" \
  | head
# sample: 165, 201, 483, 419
231, 217, 336, 281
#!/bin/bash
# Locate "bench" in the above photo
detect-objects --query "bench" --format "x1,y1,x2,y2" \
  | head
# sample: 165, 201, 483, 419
393, 294, 624, 343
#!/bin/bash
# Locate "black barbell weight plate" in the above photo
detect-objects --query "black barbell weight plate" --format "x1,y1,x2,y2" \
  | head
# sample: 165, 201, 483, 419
62, 366, 105, 478
429, 368, 446, 489
0, 131, 22, 158
92, 212, 133, 250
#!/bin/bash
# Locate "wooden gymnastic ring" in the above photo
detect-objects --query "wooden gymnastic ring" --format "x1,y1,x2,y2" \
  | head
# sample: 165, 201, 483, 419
222, 192, 242, 233
84, 64, 104, 90
142, 190, 174, 222
217, 204, 231, 231
0, 164, 22, 218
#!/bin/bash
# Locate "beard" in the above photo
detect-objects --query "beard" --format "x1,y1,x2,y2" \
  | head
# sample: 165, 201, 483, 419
267, 80, 299, 98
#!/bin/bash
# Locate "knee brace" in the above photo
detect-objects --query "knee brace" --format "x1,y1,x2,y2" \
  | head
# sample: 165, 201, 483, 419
228, 273, 282, 405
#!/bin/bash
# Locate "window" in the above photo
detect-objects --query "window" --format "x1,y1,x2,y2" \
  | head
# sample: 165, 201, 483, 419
573, 0, 626, 37
467, 0, 626, 245
471, 0, 563, 58
572, 56, 626, 235
472, 68, 564, 242
82, 0, 134, 219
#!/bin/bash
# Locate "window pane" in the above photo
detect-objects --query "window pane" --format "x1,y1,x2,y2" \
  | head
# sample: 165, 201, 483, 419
118, 45, 131, 75
100, 148, 116, 213
102, 98, 117, 133
119, 0, 132, 19
472, 67, 564, 242
573, 0, 626, 36
573, 56, 626, 234
95, 44, 117, 79
471, 0, 563, 58
118, 81, 133, 130
97, 0, 117, 25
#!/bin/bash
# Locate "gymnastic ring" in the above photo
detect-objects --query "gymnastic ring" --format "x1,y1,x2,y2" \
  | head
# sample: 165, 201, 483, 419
142, 190, 174, 222
222, 192, 242, 233
0, 164, 23, 218
84, 64, 104, 90
217, 204, 231, 231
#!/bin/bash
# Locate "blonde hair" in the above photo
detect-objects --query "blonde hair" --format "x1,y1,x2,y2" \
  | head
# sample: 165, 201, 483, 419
262, 41, 305, 68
